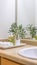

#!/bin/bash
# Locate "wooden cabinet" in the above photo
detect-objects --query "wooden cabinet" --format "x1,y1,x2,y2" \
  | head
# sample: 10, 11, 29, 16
1, 57, 23, 65
0, 57, 1, 65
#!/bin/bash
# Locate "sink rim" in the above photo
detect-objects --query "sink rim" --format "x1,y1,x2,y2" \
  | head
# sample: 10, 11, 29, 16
18, 47, 37, 60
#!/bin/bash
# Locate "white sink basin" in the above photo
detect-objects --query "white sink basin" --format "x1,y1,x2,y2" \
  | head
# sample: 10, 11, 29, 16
18, 47, 37, 60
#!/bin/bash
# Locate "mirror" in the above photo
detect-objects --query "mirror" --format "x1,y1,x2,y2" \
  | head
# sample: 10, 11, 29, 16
0, 0, 37, 39
17, 0, 35, 27
0, 0, 15, 38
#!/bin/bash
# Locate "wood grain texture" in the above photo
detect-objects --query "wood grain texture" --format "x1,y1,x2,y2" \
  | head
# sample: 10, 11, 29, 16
0, 45, 37, 65
0, 38, 37, 46
1, 57, 20, 65
0, 39, 37, 65
0, 39, 8, 42
21, 39, 37, 46
0, 56, 1, 65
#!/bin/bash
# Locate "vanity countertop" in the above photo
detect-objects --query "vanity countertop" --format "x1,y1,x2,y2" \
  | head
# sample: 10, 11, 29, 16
0, 45, 37, 65
21, 39, 37, 46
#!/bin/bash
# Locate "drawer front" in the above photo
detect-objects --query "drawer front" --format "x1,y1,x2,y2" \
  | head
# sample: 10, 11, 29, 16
1, 57, 21, 65
0, 56, 1, 65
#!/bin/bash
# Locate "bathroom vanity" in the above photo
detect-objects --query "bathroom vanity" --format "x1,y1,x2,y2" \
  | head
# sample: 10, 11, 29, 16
0, 45, 37, 65
0, 39, 37, 65
1, 57, 20, 65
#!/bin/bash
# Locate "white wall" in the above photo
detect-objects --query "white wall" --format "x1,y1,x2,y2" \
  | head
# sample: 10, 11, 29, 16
17, 0, 35, 27
0, 0, 36, 39
0, 0, 15, 39
35, 0, 37, 27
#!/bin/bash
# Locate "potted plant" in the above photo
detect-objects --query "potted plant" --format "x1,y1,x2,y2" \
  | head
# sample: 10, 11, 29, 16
9, 22, 26, 39
18, 24, 26, 39
26, 24, 37, 38
9, 22, 18, 39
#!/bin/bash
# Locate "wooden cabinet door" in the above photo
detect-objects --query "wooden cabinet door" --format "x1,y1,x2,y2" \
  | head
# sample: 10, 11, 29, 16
1, 57, 20, 65
0, 56, 1, 65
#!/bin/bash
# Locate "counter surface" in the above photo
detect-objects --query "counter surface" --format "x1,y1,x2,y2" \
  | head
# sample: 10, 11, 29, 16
0, 45, 37, 65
